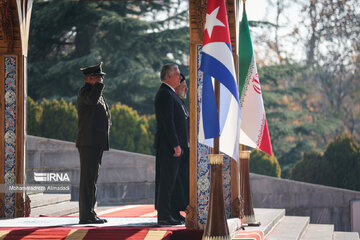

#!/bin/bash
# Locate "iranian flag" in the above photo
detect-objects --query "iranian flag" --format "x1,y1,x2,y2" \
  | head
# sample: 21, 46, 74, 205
238, 11, 273, 156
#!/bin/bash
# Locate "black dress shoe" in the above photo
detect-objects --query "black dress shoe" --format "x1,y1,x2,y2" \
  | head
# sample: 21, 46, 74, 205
95, 216, 107, 223
157, 216, 182, 226
171, 212, 185, 223
79, 218, 106, 224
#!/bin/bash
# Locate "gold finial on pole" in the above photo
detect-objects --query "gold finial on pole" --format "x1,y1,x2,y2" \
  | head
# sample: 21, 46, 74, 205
242, 0, 246, 13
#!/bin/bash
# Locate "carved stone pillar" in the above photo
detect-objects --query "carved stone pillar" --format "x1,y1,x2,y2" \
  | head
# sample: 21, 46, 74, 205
187, 0, 207, 229
188, 0, 242, 231
0, 0, 32, 218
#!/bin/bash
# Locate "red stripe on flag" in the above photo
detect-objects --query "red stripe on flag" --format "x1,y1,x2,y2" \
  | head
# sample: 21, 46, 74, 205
259, 119, 272, 156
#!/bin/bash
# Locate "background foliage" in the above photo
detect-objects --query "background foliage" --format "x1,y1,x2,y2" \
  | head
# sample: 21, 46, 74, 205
27, 97, 78, 141
290, 134, 360, 191
28, 0, 189, 114
250, 150, 281, 178
27, 0, 360, 188
27, 97, 156, 155
109, 103, 156, 155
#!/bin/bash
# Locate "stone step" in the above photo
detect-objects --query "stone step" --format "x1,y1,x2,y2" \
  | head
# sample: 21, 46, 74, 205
264, 216, 310, 240
301, 224, 334, 240
29, 193, 71, 208
30, 201, 78, 217
333, 232, 360, 240
247, 208, 286, 236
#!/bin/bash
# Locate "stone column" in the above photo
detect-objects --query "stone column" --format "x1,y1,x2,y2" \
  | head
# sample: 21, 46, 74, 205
188, 0, 241, 230
0, 0, 32, 218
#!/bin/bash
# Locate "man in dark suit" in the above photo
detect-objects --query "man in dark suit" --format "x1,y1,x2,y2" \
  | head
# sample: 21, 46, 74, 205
172, 74, 189, 219
76, 62, 111, 224
154, 64, 188, 225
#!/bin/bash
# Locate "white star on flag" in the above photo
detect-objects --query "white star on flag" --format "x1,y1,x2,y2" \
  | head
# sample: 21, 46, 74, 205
204, 6, 225, 38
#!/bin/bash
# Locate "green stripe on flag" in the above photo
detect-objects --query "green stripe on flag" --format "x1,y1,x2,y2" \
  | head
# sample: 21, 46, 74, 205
238, 12, 253, 98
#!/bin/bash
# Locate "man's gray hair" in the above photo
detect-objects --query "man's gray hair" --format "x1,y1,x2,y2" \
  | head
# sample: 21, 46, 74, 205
160, 63, 177, 81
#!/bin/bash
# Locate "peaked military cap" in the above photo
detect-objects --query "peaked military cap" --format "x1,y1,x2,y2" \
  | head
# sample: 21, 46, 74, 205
180, 73, 185, 83
80, 62, 106, 76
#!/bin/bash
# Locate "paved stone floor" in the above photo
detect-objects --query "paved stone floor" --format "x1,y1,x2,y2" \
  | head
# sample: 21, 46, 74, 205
0, 206, 164, 228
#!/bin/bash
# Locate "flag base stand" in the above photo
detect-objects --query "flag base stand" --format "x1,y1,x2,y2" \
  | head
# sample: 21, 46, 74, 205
202, 154, 230, 240
239, 150, 261, 227
243, 215, 261, 226
202, 236, 231, 240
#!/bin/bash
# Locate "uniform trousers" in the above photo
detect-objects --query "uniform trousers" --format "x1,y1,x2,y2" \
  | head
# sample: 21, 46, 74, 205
78, 147, 103, 221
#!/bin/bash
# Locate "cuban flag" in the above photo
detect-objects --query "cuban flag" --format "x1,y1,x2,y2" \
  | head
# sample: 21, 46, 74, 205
199, 0, 241, 160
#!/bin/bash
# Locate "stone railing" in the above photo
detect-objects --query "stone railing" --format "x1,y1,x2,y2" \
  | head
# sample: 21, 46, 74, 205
250, 173, 360, 231
26, 135, 155, 205
26, 135, 360, 231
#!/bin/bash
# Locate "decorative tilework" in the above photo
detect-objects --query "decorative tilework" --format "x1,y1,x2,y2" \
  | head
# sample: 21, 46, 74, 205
196, 45, 232, 229
4, 56, 17, 218
223, 154, 232, 218
197, 143, 210, 228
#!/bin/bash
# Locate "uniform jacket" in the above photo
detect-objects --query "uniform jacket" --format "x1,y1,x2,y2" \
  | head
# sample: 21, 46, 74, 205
76, 82, 111, 150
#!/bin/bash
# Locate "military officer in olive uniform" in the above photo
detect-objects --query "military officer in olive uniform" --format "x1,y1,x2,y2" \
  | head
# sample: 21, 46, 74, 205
76, 62, 111, 224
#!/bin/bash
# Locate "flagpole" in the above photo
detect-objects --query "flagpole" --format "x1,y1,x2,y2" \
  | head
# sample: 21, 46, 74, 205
200, 0, 241, 237
214, 80, 220, 152
238, 0, 261, 227
203, 79, 230, 240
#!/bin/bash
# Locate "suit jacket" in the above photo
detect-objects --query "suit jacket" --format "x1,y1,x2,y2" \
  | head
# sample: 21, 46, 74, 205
154, 83, 189, 151
180, 98, 189, 146
172, 98, 190, 211
154, 83, 189, 212
76, 82, 111, 150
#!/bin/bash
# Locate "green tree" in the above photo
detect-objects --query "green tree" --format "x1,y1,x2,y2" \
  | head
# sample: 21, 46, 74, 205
324, 134, 360, 191
258, 63, 341, 177
27, 97, 43, 136
27, 98, 156, 155
249, 0, 359, 177
40, 98, 78, 142
250, 150, 281, 178
290, 134, 360, 191
147, 114, 156, 144
28, 0, 189, 114
290, 151, 335, 186
109, 103, 154, 155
